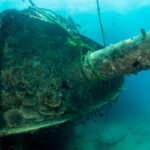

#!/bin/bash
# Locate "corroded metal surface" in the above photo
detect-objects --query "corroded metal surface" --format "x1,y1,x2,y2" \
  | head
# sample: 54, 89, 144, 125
0, 8, 124, 136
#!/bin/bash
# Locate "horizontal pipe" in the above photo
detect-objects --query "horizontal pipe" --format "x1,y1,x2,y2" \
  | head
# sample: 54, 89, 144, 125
83, 32, 150, 81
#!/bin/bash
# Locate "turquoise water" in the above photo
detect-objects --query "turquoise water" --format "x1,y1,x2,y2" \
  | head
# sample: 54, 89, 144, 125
0, 0, 150, 150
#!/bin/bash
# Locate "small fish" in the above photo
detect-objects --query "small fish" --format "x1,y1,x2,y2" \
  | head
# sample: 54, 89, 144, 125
99, 113, 104, 117
0, 84, 11, 92
66, 16, 78, 31
76, 24, 81, 28
83, 29, 87, 33
81, 122, 85, 125
140, 28, 146, 36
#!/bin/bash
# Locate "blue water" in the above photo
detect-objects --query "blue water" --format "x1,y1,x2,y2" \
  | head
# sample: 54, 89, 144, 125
71, 3, 150, 150
1, 0, 150, 150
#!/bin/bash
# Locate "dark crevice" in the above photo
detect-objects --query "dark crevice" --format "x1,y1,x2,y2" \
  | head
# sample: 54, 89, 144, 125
133, 60, 139, 68
61, 80, 70, 89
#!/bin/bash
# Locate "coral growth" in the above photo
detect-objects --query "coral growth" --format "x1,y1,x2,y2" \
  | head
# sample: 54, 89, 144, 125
2, 62, 44, 107
39, 89, 66, 117
0, 91, 21, 112
19, 105, 45, 122
4, 109, 23, 128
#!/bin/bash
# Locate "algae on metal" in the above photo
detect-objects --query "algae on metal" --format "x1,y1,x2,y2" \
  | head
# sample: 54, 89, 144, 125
0, 7, 124, 136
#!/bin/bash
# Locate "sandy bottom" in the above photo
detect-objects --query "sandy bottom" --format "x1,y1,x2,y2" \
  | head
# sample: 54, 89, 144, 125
67, 110, 150, 150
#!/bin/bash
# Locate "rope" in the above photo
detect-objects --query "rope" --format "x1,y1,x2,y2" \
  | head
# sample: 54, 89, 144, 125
96, 0, 106, 47
80, 45, 96, 82
22, 1, 108, 82
86, 51, 108, 81
79, 42, 108, 82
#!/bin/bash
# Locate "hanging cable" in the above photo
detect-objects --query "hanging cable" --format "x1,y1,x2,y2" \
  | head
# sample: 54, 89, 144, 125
96, 0, 106, 47
22, 0, 35, 6
29, 0, 35, 6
